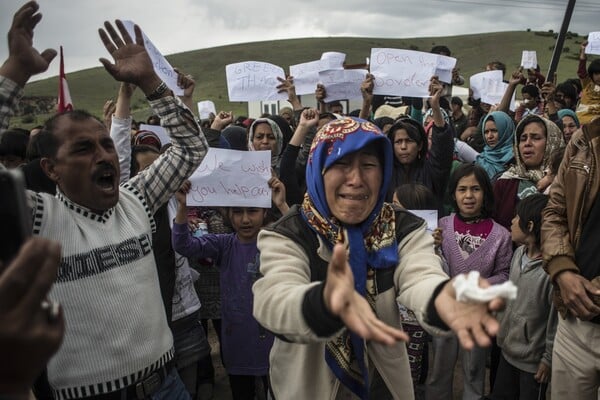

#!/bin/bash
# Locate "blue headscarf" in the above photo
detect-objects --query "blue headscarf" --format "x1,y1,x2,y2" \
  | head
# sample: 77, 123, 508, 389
301, 117, 397, 399
476, 111, 515, 179
557, 109, 580, 127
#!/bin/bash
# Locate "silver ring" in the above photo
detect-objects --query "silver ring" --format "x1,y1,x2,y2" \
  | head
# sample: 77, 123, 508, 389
41, 300, 60, 323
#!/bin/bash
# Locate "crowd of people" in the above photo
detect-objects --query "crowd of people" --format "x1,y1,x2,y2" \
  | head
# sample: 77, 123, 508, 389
2, 2, 600, 400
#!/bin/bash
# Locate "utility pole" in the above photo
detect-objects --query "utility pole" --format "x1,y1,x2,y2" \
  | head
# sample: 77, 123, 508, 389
547, 0, 577, 83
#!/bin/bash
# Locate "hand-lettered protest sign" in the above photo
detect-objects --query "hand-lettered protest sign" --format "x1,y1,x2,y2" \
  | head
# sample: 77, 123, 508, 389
290, 59, 330, 95
435, 54, 457, 84
480, 80, 516, 111
187, 148, 272, 207
122, 21, 183, 96
469, 70, 503, 101
321, 52, 346, 69
521, 51, 538, 69
318, 69, 367, 102
139, 123, 170, 145
585, 32, 600, 55
226, 61, 287, 102
197, 100, 216, 120
370, 48, 437, 97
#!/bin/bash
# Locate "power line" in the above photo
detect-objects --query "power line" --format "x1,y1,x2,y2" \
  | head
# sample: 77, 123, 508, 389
426, 0, 600, 11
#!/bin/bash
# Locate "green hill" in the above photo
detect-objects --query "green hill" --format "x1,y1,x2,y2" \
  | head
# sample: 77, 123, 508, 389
17, 30, 589, 127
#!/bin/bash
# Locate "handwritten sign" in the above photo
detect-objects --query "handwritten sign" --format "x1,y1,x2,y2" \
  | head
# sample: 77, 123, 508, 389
318, 69, 367, 102
122, 21, 183, 96
139, 123, 170, 145
469, 70, 503, 100
321, 52, 346, 69
435, 54, 457, 84
187, 148, 272, 207
226, 61, 287, 102
480, 80, 516, 111
585, 32, 600, 55
370, 48, 437, 97
197, 100, 216, 120
290, 59, 330, 95
521, 51, 538, 69
408, 210, 438, 231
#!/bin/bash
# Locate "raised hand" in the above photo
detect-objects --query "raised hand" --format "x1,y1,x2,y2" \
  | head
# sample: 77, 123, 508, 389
323, 244, 409, 345
298, 108, 319, 129
175, 180, 191, 207
1, 1, 57, 86
211, 111, 234, 131
268, 176, 289, 214
98, 20, 160, 94
360, 73, 374, 101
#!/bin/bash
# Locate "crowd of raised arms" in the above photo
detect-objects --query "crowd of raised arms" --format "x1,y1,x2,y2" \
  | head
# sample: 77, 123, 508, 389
2, 2, 600, 400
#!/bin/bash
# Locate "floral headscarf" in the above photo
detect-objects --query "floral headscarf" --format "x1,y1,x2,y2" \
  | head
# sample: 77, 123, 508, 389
301, 117, 397, 399
502, 115, 564, 183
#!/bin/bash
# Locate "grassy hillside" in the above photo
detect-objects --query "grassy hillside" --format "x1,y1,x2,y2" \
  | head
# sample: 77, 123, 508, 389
17, 30, 589, 127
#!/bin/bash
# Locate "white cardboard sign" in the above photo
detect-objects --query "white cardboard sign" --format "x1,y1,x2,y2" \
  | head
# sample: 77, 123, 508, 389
226, 61, 287, 102
289, 59, 330, 95
122, 21, 183, 96
469, 70, 503, 101
521, 51, 538, 69
370, 48, 438, 97
187, 148, 272, 207
321, 52, 346, 69
318, 69, 367, 102
197, 100, 216, 120
585, 32, 600, 55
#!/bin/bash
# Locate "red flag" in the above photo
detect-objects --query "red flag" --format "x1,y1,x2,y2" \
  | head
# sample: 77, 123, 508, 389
58, 46, 73, 113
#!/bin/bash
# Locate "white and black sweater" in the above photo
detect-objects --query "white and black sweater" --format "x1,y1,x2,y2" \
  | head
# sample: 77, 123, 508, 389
34, 187, 173, 399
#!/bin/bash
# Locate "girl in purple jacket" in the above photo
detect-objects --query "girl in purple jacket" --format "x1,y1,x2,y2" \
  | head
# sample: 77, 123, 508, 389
426, 163, 512, 400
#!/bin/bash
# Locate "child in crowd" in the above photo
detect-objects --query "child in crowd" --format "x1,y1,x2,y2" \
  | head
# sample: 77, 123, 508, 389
426, 163, 512, 400
171, 178, 286, 400
491, 193, 557, 400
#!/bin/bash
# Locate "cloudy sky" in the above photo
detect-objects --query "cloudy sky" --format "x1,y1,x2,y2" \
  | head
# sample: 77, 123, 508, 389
1, 0, 599, 81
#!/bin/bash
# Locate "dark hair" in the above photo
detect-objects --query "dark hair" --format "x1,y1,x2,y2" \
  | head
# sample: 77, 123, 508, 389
26, 130, 59, 161
448, 163, 495, 217
387, 119, 428, 162
548, 147, 565, 175
451, 96, 463, 107
348, 109, 361, 117
555, 82, 578, 103
521, 84, 540, 100
39, 110, 103, 158
487, 60, 506, 77
373, 117, 394, 130
430, 45, 451, 56
564, 78, 582, 95
588, 59, 600, 78
394, 183, 437, 210
130, 144, 160, 177
515, 193, 548, 247
0, 129, 29, 158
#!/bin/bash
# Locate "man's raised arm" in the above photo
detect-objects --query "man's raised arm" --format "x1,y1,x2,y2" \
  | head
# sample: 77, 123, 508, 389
98, 20, 208, 213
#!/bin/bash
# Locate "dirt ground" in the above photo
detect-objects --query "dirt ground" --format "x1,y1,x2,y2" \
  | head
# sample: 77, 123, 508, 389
207, 325, 550, 399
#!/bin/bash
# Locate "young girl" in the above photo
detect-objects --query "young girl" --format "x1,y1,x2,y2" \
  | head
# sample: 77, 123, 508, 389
171, 178, 287, 400
491, 193, 557, 400
577, 40, 600, 124
426, 163, 513, 400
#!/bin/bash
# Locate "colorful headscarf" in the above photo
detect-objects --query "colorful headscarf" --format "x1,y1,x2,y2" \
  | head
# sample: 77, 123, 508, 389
502, 115, 564, 183
476, 111, 515, 179
301, 117, 397, 399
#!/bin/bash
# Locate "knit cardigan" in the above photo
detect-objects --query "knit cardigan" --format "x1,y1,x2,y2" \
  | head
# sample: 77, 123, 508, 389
439, 214, 512, 284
